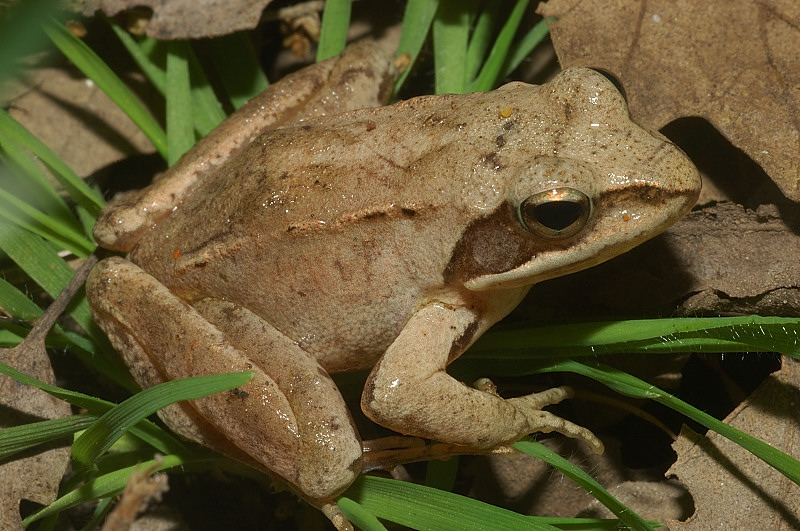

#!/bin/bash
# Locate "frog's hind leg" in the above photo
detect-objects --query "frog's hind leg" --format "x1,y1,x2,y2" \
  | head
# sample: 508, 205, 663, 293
87, 256, 362, 503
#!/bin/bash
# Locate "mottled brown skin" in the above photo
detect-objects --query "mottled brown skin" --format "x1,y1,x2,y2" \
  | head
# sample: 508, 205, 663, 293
87, 42, 700, 517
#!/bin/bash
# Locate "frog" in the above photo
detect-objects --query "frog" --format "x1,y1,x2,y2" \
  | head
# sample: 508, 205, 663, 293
86, 40, 700, 525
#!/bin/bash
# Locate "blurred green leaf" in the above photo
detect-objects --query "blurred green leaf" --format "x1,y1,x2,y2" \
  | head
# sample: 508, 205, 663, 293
205, 32, 268, 109
395, 0, 439, 93
165, 41, 194, 165
317, 0, 351, 61
0, 108, 104, 216
469, 0, 530, 92
0, 0, 58, 86
432, 0, 478, 93
43, 18, 167, 159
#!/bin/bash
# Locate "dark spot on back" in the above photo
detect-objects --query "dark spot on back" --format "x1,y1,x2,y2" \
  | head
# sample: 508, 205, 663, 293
481, 152, 502, 170
425, 114, 444, 126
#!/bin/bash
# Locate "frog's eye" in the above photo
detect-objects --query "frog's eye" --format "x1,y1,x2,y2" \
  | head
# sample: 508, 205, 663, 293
519, 187, 591, 239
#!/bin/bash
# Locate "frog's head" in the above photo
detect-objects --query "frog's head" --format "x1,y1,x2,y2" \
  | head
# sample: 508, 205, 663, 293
447, 68, 701, 291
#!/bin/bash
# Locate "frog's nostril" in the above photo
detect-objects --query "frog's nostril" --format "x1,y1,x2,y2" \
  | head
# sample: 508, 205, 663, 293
519, 187, 591, 239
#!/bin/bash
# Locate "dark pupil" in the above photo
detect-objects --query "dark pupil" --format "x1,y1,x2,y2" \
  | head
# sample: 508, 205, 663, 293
530, 201, 582, 230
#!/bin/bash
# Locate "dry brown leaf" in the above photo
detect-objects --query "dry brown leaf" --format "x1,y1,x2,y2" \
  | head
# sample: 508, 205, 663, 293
468, 439, 618, 518
0, 347, 71, 530
537, 0, 800, 201
82, 0, 276, 39
0, 257, 97, 529
580, 480, 691, 523
668, 202, 800, 316
667, 357, 800, 528
467, 438, 692, 522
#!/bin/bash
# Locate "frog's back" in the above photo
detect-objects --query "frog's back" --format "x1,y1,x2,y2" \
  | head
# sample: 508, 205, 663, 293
128, 95, 509, 370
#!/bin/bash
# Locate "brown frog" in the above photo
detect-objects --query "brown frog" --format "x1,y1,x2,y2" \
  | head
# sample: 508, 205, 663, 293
87, 41, 700, 525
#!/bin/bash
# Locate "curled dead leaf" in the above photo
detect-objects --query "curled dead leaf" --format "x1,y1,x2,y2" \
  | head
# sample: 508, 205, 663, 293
538, 0, 800, 201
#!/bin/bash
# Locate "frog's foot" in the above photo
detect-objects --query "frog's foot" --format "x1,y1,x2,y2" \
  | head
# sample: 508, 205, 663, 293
87, 257, 362, 502
507, 385, 604, 454
361, 436, 514, 473
362, 302, 603, 455
321, 503, 353, 531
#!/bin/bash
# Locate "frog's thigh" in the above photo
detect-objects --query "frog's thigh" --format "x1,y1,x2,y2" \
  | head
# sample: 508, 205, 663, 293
87, 257, 361, 502
362, 302, 601, 451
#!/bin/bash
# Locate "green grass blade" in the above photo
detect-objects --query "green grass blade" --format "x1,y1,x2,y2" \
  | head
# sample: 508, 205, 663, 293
46, 328, 97, 356
72, 372, 252, 467
165, 41, 195, 165
0, 328, 25, 346
187, 46, 226, 136
0, 221, 97, 338
0, 414, 98, 461
42, 18, 167, 160
0, 220, 75, 297
110, 25, 223, 138
0, 188, 94, 256
108, 19, 166, 94
469, 0, 530, 92
467, 316, 800, 361
464, 3, 501, 83
206, 32, 269, 109
0, 277, 43, 322
75, 202, 97, 238
0, 359, 127, 415
432, 0, 478, 94
317, 0, 352, 61
0, 0, 58, 86
498, 17, 553, 81
515, 440, 655, 530
0, 108, 104, 215
0, 135, 77, 227
337, 497, 388, 531
0, 360, 185, 454
344, 475, 560, 530
107, 19, 166, 91
0, 288, 98, 358
550, 359, 800, 489
395, 0, 439, 93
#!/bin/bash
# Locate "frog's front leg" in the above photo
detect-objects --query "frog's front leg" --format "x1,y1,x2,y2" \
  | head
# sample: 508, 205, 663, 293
87, 257, 362, 503
361, 302, 604, 453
